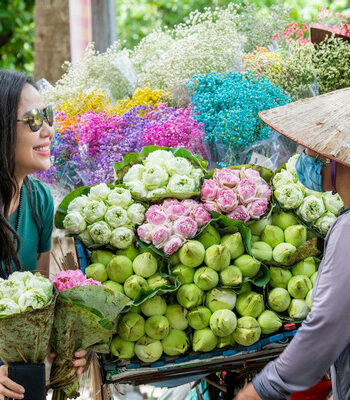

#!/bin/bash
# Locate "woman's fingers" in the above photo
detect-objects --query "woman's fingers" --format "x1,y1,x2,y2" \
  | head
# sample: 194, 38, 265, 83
72, 358, 86, 368
73, 349, 88, 375
74, 349, 87, 358
0, 383, 25, 399
0, 366, 25, 399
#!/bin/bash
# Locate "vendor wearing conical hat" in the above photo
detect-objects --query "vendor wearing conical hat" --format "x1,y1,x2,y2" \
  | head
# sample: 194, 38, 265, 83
235, 87, 350, 400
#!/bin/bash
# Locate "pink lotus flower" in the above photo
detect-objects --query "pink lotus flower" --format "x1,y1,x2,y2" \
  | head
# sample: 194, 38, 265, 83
52, 269, 101, 291
240, 168, 261, 182
192, 206, 211, 227
227, 205, 250, 223
173, 216, 198, 239
257, 183, 272, 200
145, 205, 168, 225
213, 168, 240, 188
247, 199, 268, 219
137, 223, 154, 244
203, 201, 220, 213
216, 187, 238, 213
163, 236, 184, 255
152, 226, 171, 249
182, 199, 200, 211
236, 179, 257, 204
201, 179, 219, 201
163, 201, 188, 221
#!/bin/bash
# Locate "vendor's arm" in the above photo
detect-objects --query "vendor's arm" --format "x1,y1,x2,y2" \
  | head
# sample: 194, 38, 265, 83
251, 215, 350, 400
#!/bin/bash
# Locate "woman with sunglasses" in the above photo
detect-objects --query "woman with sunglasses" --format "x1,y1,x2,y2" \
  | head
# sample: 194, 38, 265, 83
0, 70, 86, 400
234, 88, 350, 400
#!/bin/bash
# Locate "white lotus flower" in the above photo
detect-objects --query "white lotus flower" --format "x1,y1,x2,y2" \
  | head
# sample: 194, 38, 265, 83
83, 200, 107, 224
144, 150, 174, 168
110, 227, 134, 249
0, 280, 24, 301
298, 195, 325, 222
107, 187, 132, 207
315, 211, 337, 234
18, 288, 48, 311
322, 192, 344, 215
0, 299, 21, 316
166, 157, 192, 176
67, 195, 89, 213
190, 167, 204, 186
286, 154, 299, 176
143, 165, 169, 189
63, 211, 87, 234
127, 203, 146, 225
88, 221, 112, 244
123, 164, 146, 184
88, 183, 111, 200
125, 181, 148, 198
105, 206, 129, 228
78, 230, 94, 246
272, 170, 296, 189
147, 188, 167, 199
167, 174, 196, 193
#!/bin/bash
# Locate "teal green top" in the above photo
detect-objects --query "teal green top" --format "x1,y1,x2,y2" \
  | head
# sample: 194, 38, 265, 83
8, 178, 54, 272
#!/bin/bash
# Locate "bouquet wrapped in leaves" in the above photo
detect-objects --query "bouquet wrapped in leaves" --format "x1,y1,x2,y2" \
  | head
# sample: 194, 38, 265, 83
49, 270, 130, 399
0, 272, 55, 364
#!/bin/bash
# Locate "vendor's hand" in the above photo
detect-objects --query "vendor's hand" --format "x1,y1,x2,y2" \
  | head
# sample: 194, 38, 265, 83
0, 365, 25, 400
234, 383, 262, 400
73, 349, 88, 376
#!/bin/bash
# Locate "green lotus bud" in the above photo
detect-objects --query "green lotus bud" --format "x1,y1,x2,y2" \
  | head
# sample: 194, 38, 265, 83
311, 271, 317, 285
124, 275, 149, 299
110, 336, 135, 359
268, 288, 291, 312
284, 225, 307, 248
239, 282, 252, 294
205, 288, 236, 312
171, 264, 194, 284
187, 306, 212, 330
221, 233, 245, 260
292, 257, 316, 278
165, 304, 188, 330
85, 263, 107, 282
162, 329, 189, 356
145, 315, 170, 340
133, 253, 158, 278
135, 336, 163, 363
194, 267, 219, 291
249, 217, 271, 236
251, 235, 260, 244
204, 245, 230, 271
288, 275, 312, 299
147, 273, 169, 290
177, 284, 204, 309
118, 312, 145, 341
272, 212, 298, 230
257, 310, 282, 334
251, 241, 273, 261
288, 299, 310, 320
305, 289, 312, 309
141, 295, 167, 316
130, 305, 141, 313
273, 243, 297, 263
169, 252, 180, 266
236, 291, 264, 318
217, 334, 235, 348
107, 256, 133, 283
269, 267, 292, 289
179, 240, 205, 268
232, 316, 261, 346
91, 250, 114, 266
192, 328, 218, 352
209, 309, 237, 337
197, 224, 221, 249
261, 225, 284, 248
103, 280, 124, 294
234, 255, 260, 278
116, 244, 139, 261
220, 266, 243, 287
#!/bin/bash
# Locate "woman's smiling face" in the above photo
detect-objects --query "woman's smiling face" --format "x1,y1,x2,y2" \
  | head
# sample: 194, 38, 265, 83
15, 83, 55, 178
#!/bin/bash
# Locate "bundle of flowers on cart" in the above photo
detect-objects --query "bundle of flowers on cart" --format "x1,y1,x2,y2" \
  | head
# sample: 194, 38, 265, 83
53, 146, 342, 368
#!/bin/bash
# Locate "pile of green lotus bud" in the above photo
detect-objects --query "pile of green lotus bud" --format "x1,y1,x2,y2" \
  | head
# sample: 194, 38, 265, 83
84, 209, 318, 364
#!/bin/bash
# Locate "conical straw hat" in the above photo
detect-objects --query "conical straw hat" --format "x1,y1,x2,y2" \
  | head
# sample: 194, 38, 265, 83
259, 87, 350, 167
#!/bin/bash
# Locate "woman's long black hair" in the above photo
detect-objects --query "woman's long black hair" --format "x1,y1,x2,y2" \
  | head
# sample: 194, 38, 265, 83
0, 70, 40, 277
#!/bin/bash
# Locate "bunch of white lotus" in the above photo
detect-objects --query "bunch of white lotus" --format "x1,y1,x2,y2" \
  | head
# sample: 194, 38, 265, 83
0, 272, 53, 317
122, 150, 204, 199
63, 183, 146, 248
273, 154, 344, 234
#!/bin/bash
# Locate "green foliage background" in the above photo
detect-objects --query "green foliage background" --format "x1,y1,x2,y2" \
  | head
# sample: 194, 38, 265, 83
0, 0, 349, 74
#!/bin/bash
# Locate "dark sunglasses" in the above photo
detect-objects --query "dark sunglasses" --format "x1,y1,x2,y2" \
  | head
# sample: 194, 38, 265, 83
17, 105, 55, 132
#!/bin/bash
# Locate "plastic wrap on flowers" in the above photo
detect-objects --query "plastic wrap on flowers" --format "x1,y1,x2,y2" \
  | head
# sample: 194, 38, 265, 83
114, 146, 207, 201
49, 284, 130, 399
0, 294, 56, 364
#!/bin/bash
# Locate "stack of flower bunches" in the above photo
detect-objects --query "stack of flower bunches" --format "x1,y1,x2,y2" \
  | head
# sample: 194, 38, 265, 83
273, 154, 344, 235
249, 211, 317, 321
62, 183, 146, 248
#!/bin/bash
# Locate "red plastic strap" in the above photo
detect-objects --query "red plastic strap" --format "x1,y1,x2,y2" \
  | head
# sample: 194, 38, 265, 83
290, 380, 332, 400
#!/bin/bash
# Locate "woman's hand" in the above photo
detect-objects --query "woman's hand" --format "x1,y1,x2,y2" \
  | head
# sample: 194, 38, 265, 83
234, 383, 262, 400
0, 365, 25, 400
72, 349, 88, 376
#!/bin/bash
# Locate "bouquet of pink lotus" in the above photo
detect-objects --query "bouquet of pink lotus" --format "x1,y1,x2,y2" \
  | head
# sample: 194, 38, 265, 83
137, 198, 211, 255
201, 167, 272, 223
49, 270, 129, 399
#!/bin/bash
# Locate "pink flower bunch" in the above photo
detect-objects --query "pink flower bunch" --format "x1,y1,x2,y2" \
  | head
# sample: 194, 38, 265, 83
201, 168, 271, 223
273, 22, 310, 44
51, 269, 102, 292
313, 8, 350, 36
137, 199, 211, 255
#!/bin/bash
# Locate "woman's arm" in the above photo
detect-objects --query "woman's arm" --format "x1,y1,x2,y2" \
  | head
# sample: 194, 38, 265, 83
35, 251, 51, 278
